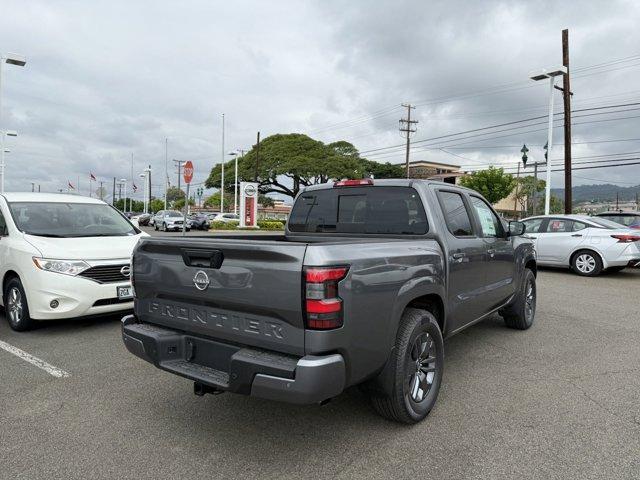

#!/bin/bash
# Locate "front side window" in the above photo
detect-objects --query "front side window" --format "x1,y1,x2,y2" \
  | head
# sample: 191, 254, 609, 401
289, 186, 428, 234
523, 218, 544, 233
8, 202, 138, 238
437, 191, 473, 237
470, 196, 503, 237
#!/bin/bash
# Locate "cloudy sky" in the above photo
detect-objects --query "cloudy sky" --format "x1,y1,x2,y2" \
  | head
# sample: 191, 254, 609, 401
1, 0, 639, 202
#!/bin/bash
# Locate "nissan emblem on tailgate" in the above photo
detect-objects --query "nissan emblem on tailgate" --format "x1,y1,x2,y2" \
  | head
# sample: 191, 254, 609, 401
193, 270, 210, 291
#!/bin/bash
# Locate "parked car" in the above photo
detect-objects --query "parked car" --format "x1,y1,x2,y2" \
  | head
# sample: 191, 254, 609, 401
137, 213, 152, 226
596, 211, 640, 230
210, 213, 240, 223
123, 179, 536, 424
0, 193, 147, 331
187, 213, 210, 230
521, 214, 640, 275
152, 210, 190, 232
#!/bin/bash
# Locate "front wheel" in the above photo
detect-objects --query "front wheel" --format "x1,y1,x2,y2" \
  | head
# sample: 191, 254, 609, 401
500, 268, 536, 330
4, 277, 35, 331
370, 308, 444, 424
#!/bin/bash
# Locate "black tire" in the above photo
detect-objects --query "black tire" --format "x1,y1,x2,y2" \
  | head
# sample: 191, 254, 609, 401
571, 249, 603, 276
370, 308, 444, 424
500, 268, 536, 330
4, 277, 36, 332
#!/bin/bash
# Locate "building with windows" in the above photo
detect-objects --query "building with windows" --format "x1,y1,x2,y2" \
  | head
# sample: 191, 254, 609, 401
399, 160, 462, 184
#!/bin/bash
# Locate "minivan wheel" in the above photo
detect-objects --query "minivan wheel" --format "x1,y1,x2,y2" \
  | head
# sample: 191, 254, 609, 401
500, 268, 536, 330
4, 277, 35, 331
571, 250, 603, 276
370, 308, 444, 424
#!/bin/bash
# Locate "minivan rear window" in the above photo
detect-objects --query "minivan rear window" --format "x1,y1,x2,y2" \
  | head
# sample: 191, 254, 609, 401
288, 186, 428, 234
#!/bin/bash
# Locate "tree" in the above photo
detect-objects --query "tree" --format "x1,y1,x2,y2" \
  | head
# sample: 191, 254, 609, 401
259, 195, 275, 207
360, 159, 404, 179
203, 191, 233, 211
515, 176, 546, 214
206, 134, 367, 199
173, 197, 195, 211
459, 167, 516, 204
149, 198, 164, 213
166, 186, 185, 204
114, 199, 144, 212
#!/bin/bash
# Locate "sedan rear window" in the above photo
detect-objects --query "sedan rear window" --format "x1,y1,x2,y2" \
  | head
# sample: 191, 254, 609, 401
288, 186, 428, 234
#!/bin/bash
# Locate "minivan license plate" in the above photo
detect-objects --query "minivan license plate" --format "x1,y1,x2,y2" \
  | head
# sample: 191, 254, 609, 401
117, 286, 133, 300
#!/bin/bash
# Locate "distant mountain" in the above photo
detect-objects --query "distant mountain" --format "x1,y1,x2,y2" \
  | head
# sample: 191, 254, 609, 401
552, 183, 640, 203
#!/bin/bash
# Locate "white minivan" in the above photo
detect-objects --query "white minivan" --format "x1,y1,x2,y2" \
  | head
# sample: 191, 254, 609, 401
0, 193, 147, 331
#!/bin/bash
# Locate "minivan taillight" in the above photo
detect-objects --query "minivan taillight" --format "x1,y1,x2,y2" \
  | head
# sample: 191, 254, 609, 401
611, 234, 640, 243
304, 266, 349, 330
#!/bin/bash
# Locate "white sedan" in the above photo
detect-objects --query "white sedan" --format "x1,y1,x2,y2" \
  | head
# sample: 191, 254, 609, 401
0, 193, 147, 331
521, 214, 640, 276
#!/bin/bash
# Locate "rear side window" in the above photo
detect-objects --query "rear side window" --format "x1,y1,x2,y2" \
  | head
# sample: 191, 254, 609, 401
546, 219, 572, 233
288, 186, 428, 234
437, 191, 473, 237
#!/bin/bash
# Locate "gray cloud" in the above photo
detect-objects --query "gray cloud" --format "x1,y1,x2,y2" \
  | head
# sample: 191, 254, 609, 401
0, 0, 639, 201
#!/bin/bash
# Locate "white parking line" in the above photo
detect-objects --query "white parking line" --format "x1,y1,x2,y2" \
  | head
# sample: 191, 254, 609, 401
0, 340, 70, 378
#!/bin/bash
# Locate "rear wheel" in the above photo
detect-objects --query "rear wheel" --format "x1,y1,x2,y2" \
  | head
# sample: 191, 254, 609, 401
370, 308, 444, 424
571, 250, 603, 276
500, 268, 536, 330
4, 277, 35, 331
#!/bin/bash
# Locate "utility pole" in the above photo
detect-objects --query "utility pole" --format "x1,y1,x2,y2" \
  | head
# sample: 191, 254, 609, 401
399, 103, 418, 178
616, 192, 619, 210
173, 159, 185, 195
513, 162, 521, 219
99, 181, 104, 200
562, 29, 573, 214
255, 131, 261, 182
30, 182, 34, 192
112, 177, 116, 206
532, 163, 538, 216
148, 164, 152, 212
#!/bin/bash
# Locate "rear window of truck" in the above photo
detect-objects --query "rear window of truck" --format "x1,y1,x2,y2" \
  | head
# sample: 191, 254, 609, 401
288, 186, 428, 234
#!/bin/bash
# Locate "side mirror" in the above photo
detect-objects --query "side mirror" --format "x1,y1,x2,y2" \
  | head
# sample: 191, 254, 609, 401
508, 221, 526, 237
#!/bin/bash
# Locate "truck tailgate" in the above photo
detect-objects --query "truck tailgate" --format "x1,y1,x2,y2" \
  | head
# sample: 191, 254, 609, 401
132, 237, 307, 355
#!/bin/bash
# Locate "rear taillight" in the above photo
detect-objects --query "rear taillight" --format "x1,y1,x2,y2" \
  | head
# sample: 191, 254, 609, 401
334, 179, 373, 187
611, 234, 640, 243
304, 266, 349, 330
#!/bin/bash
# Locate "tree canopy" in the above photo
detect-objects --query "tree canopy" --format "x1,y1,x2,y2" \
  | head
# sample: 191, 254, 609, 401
205, 133, 402, 199
459, 167, 516, 204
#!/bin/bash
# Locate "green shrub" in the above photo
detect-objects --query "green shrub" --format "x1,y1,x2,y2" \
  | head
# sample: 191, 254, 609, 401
257, 220, 285, 230
209, 221, 239, 230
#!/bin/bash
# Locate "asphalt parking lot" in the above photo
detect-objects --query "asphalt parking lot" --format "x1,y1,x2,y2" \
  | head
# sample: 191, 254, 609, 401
1, 265, 639, 479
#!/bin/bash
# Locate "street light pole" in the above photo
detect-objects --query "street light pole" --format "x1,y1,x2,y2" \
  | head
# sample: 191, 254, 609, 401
0, 53, 26, 194
529, 66, 566, 215
164, 138, 168, 210
221, 114, 225, 213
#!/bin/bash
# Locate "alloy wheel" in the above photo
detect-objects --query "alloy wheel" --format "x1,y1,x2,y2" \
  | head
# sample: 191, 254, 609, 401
7, 287, 23, 325
524, 278, 536, 323
405, 333, 437, 403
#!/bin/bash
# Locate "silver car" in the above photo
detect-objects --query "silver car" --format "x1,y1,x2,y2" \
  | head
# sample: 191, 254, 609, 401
153, 210, 190, 232
521, 214, 640, 276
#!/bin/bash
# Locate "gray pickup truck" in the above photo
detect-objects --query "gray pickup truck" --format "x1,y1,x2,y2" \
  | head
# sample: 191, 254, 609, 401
122, 179, 536, 424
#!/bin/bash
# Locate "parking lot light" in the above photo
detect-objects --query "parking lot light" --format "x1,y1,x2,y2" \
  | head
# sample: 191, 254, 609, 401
529, 66, 567, 215
0, 52, 26, 193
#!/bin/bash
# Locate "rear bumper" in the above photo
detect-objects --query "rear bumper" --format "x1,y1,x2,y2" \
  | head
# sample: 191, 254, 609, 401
121, 315, 345, 405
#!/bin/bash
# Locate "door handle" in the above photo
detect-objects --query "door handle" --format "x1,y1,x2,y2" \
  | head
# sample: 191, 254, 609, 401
571, 234, 582, 237
487, 248, 496, 258
451, 252, 466, 263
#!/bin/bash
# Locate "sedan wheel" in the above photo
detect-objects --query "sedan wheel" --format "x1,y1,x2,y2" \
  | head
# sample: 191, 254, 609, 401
7, 287, 23, 325
571, 250, 603, 276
